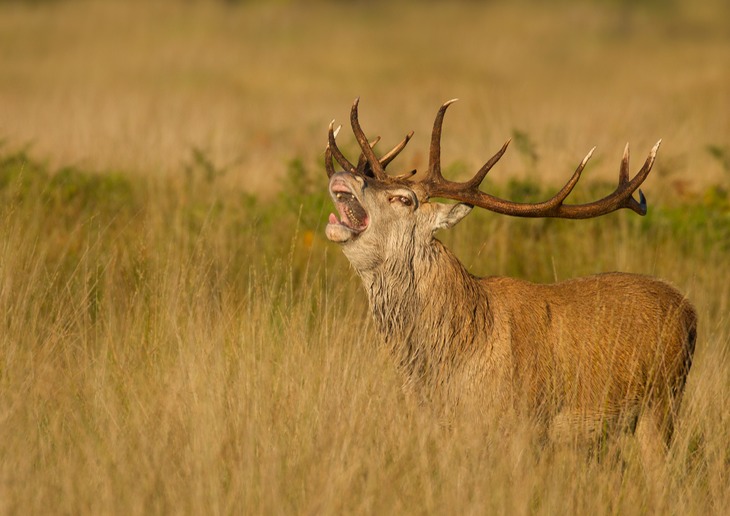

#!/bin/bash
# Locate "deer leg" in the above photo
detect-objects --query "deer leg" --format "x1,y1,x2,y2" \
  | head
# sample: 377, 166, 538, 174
548, 409, 623, 447
635, 407, 671, 504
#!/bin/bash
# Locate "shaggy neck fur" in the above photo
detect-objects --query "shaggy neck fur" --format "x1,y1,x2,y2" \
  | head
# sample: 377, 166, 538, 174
355, 238, 493, 391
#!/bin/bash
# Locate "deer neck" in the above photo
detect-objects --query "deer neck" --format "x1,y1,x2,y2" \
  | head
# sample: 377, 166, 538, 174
356, 239, 492, 384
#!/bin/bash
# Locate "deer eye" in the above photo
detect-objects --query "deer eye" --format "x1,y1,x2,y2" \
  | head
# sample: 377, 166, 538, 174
390, 195, 413, 207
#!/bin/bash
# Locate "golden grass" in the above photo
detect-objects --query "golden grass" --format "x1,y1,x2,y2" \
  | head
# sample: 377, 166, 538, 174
0, 165, 728, 513
0, 0, 729, 514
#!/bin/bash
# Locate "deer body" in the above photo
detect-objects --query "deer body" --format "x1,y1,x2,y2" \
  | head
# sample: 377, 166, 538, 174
352, 233, 695, 441
324, 99, 697, 447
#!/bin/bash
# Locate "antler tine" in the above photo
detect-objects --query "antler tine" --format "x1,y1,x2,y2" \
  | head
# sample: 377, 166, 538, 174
393, 169, 417, 181
356, 136, 382, 176
325, 124, 344, 178
328, 121, 356, 174
540, 146, 595, 209
380, 131, 415, 169
611, 138, 661, 215
619, 142, 630, 184
325, 145, 335, 178
350, 98, 388, 181
464, 139, 512, 190
425, 99, 459, 184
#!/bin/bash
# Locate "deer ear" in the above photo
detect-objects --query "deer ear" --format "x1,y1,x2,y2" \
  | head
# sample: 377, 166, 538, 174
431, 202, 472, 231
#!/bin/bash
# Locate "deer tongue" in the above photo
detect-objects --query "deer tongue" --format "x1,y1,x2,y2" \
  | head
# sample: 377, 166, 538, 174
326, 197, 369, 243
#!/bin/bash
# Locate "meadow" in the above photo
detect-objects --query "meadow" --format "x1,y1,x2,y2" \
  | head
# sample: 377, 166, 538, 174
0, 0, 729, 514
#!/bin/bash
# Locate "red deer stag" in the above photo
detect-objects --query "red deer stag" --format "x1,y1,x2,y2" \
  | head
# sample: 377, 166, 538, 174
324, 98, 697, 452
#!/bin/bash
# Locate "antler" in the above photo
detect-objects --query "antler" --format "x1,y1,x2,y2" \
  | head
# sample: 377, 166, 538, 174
325, 98, 414, 179
326, 98, 660, 219
421, 100, 659, 219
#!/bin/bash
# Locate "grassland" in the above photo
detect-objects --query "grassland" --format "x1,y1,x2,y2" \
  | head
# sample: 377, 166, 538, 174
0, 0, 729, 514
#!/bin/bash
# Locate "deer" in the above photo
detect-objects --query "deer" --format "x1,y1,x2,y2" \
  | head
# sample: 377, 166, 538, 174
323, 98, 697, 459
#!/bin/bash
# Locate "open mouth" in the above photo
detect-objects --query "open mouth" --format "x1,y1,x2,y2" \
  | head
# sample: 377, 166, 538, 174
326, 178, 369, 242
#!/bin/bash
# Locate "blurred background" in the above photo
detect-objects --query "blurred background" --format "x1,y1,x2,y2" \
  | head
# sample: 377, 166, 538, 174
1, 3, 729, 513
1, 0, 728, 193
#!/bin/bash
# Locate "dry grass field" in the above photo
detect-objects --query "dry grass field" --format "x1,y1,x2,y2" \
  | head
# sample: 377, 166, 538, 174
0, 0, 729, 514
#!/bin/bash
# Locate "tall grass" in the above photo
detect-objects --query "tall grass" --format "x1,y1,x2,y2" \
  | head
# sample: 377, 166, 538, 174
0, 148, 728, 514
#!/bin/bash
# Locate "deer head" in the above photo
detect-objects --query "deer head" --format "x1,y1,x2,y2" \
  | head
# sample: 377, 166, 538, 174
325, 98, 660, 272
